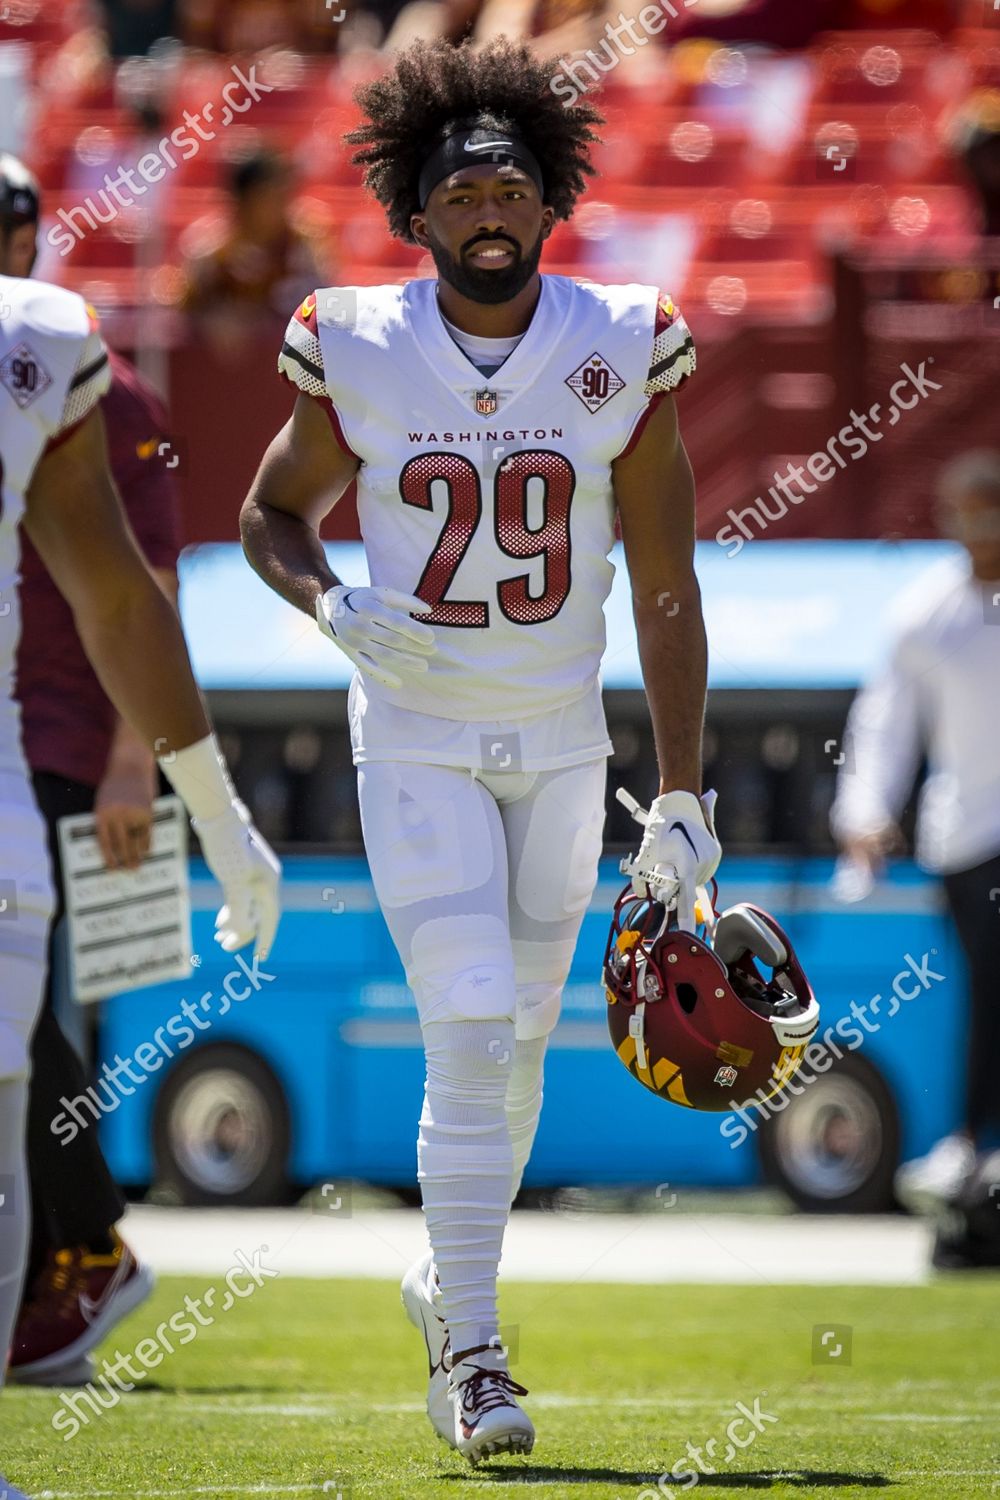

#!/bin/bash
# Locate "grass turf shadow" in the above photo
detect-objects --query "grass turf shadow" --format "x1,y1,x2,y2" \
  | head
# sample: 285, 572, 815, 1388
448, 1469, 893, 1489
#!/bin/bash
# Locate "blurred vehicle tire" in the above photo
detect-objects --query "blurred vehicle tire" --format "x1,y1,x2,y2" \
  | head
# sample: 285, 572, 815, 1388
153, 1043, 292, 1206
757, 1053, 900, 1213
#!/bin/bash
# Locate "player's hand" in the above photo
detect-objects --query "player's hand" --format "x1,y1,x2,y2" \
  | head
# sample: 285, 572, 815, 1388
94, 762, 157, 870
626, 788, 722, 933
839, 826, 902, 881
316, 584, 436, 690
194, 800, 282, 961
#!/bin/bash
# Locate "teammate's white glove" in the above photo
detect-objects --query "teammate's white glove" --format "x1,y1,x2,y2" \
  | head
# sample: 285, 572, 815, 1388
619, 787, 722, 934
316, 584, 436, 691
194, 799, 282, 960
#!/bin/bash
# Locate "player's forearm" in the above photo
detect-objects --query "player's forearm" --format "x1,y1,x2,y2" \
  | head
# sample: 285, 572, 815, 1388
105, 713, 157, 777
240, 497, 341, 617
76, 585, 210, 757
634, 579, 707, 796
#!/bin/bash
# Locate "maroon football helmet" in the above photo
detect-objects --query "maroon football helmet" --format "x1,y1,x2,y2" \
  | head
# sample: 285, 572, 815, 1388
603, 884, 820, 1111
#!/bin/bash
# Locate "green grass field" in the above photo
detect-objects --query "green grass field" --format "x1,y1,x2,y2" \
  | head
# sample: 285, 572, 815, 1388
4, 1275, 995, 1500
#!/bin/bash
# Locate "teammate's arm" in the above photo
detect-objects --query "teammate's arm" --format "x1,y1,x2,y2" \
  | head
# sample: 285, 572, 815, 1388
611, 393, 706, 797
23, 409, 210, 752
24, 404, 281, 956
95, 567, 178, 871
239, 391, 360, 616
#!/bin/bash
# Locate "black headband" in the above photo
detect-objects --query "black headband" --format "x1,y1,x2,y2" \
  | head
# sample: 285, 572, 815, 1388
417, 122, 544, 210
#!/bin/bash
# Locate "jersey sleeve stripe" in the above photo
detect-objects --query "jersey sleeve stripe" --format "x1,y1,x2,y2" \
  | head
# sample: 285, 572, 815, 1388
280, 337, 324, 386
648, 336, 696, 384
54, 332, 112, 437
69, 350, 109, 391
643, 294, 697, 396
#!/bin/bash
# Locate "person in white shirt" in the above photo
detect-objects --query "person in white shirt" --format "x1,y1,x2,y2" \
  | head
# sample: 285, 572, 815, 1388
831, 450, 1000, 1223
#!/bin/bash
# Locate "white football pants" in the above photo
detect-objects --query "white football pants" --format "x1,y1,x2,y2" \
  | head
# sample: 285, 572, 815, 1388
357, 756, 606, 1355
0, 768, 57, 1391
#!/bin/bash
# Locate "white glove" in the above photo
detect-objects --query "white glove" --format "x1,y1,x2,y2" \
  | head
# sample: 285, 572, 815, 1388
316, 584, 436, 690
194, 800, 282, 960
620, 787, 722, 933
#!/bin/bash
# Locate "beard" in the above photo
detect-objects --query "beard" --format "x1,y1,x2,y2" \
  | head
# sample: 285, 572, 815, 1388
425, 224, 545, 305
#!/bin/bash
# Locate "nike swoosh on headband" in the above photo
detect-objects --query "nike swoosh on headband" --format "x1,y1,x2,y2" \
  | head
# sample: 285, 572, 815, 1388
463, 139, 513, 151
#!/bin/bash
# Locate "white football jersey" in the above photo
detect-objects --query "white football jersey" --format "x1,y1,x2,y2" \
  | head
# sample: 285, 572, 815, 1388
279, 275, 695, 729
0, 274, 110, 774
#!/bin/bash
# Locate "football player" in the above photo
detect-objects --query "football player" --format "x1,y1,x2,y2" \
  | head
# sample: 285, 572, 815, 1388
0, 271, 281, 1500
1, 150, 176, 1389
241, 37, 720, 1463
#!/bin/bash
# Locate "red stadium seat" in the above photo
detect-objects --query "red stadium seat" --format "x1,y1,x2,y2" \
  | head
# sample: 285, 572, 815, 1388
780, 106, 954, 187
810, 32, 939, 108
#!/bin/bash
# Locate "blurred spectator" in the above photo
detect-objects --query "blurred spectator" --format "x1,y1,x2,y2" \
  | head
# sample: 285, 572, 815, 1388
179, 147, 324, 356
386, 0, 616, 62
95, 0, 179, 57
831, 0, 957, 28
952, 90, 1000, 240
830, 451, 1000, 1260
180, 0, 332, 52
484, 0, 613, 56
663, 0, 957, 48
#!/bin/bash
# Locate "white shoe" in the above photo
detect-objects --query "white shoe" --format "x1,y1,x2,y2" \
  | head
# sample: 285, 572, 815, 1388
896, 1132, 976, 1211
1, 1477, 31, 1500
449, 1346, 534, 1465
401, 1251, 454, 1446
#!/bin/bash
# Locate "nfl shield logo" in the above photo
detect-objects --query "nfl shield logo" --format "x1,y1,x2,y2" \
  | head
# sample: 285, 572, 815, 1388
475, 389, 498, 416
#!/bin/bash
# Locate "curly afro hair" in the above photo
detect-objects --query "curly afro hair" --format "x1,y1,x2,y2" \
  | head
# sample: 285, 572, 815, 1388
345, 37, 604, 243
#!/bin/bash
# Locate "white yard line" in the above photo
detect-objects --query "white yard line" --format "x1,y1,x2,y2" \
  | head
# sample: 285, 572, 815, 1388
32, 1477, 1000, 1498
116, 1393, 996, 1419
121, 1205, 933, 1285
35, 1488, 325, 1499
860, 1412, 994, 1422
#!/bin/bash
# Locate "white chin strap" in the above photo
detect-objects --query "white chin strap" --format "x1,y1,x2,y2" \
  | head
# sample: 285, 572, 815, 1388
714, 904, 820, 1048
772, 1003, 820, 1048
629, 1001, 648, 1072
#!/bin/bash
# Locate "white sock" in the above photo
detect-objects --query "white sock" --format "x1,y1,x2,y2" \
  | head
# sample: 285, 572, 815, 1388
0, 1079, 29, 1391
418, 1019, 514, 1358
507, 1036, 547, 1205
425, 1036, 547, 1321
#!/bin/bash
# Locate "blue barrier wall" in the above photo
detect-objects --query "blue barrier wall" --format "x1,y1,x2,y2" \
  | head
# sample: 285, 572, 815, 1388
97, 854, 964, 1192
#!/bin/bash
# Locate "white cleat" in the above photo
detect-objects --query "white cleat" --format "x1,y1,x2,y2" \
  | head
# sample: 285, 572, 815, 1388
401, 1250, 454, 1446
896, 1132, 976, 1212
1, 1476, 31, 1499
449, 1346, 534, 1465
